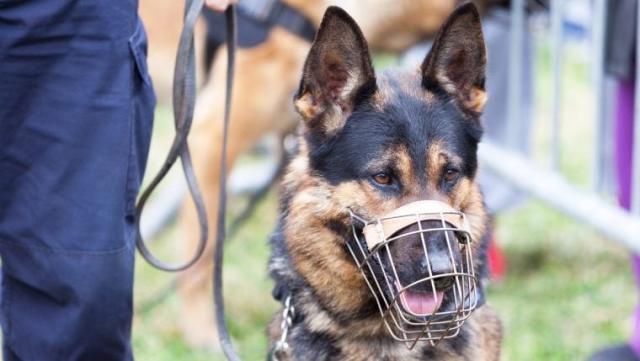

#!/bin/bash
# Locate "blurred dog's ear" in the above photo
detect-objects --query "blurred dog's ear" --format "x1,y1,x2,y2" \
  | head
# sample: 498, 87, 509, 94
421, 3, 487, 115
294, 6, 376, 138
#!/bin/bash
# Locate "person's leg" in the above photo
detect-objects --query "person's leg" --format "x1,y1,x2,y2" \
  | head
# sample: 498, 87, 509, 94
589, 78, 638, 361
0, 1, 154, 360
615, 78, 640, 357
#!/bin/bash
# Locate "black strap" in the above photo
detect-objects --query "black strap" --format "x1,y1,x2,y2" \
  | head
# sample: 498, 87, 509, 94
135, 0, 310, 357
135, 150, 286, 315
237, 0, 316, 42
264, 1, 316, 42
134, 1, 242, 359
135, 0, 209, 272
213, 6, 242, 361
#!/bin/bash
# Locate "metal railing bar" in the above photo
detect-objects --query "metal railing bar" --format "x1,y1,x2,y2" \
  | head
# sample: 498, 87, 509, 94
601, 78, 616, 195
506, 0, 526, 150
479, 141, 640, 252
591, 0, 607, 193
549, 0, 564, 170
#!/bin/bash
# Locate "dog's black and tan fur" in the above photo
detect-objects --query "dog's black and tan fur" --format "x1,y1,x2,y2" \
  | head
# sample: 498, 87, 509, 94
268, 3, 502, 360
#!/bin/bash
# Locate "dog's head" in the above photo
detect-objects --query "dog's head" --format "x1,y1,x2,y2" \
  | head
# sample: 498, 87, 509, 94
283, 2, 488, 339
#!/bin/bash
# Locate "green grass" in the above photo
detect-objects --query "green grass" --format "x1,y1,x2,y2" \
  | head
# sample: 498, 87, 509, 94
492, 202, 634, 360
131, 41, 637, 360
132, 191, 279, 361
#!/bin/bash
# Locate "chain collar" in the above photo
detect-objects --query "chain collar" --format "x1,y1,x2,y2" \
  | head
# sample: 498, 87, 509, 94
270, 295, 295, 361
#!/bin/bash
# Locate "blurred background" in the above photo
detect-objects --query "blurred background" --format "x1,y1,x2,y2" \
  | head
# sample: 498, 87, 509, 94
129, 0, 640, 360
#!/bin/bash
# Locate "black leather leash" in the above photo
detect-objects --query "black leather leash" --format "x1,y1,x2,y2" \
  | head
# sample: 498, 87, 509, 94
134, 1, 241, 359
135, 0, 211, 272
212, 5, 241, 361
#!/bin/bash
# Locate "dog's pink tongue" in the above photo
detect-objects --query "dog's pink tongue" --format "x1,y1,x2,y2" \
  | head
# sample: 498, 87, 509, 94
400, 289, 444, 316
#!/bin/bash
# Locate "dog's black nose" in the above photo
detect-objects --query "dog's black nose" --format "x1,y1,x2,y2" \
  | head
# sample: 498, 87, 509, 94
420, 253, 456, 290
389, 220, 462, 291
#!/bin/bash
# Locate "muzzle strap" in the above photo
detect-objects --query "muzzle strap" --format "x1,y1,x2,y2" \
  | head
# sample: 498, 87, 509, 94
362, 200, 467, 251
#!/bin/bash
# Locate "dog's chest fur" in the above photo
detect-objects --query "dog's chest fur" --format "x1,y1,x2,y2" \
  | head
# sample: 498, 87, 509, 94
268, 304, 496, 361
287, 329, 472, 361
282, 322, 480, 361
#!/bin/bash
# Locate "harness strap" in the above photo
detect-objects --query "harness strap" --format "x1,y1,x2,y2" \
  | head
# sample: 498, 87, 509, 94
257, 1, 316, 41
238, 0, 316, 42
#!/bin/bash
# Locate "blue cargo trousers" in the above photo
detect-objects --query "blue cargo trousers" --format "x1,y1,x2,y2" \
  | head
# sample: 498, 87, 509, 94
0, 0, 155, 359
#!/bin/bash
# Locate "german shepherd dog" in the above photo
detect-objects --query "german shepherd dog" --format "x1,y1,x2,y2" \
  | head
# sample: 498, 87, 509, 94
268, 3, 502, 360
140, 0, 507, 349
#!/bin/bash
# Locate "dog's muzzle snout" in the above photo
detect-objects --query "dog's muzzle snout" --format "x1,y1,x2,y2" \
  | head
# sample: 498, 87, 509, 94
347, 200, 478, 348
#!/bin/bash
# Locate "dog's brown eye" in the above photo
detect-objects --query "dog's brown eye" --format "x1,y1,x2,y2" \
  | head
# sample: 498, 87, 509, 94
444, 169, 459, 183
373, 173, 392, 185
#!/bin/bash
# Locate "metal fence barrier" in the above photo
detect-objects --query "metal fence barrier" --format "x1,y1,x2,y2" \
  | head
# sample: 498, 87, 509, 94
481, 0, 640, 251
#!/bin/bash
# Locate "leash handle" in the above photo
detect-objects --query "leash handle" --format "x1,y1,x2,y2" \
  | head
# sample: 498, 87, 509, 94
134, 0, 242, 357
135, 0, 208, 272
213, 6, 243, 361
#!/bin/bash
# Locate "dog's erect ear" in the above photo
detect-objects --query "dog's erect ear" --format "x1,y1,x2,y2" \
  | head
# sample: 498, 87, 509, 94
421, 3, 487, 115
294, 6, 376, 138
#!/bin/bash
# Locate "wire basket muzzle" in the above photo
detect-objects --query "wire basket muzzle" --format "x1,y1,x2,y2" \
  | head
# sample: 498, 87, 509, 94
347, 200, 479, 348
